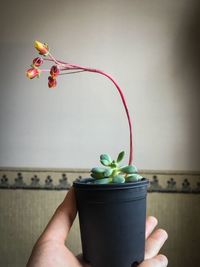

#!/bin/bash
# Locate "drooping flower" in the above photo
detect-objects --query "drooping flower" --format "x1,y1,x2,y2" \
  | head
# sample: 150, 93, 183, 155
26, 68, 41, 79
34, 40, 49, 56
50, 65, 60, 78
26, 41, 133, 165
48, 76, 57, 88
32, 57, 44, 67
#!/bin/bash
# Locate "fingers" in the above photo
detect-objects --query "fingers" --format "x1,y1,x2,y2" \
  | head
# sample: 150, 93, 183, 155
145, 216, 168, 260
145, 216, 158, 239
145, 228, 168, 260
139, 254, 168, 267
38, 187, 77, 244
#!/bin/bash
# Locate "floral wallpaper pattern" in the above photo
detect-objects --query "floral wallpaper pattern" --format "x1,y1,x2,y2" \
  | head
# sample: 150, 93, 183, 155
0, 169, 200, 193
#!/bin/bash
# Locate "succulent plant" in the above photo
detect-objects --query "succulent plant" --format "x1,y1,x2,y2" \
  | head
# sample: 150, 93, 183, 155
91, 151, 143, 184
26, 41, 142, 184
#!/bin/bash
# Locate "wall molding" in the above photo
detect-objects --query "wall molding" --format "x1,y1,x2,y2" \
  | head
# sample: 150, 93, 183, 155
0, 168, 200, 193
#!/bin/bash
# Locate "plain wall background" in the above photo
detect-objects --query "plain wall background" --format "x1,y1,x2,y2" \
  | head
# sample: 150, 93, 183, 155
0, 0, 200, 170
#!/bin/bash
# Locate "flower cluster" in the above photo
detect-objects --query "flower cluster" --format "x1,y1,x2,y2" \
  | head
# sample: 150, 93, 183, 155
26, 41, 49, 80
26, 41, 134, 165
26, 41, 59, 87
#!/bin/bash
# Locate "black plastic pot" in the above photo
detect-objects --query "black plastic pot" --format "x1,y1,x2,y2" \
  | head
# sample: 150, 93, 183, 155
73, 178, 149, 267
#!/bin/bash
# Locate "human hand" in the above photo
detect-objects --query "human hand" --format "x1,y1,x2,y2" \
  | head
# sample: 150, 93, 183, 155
139, 216, 168, 267
27, 188, 168, 267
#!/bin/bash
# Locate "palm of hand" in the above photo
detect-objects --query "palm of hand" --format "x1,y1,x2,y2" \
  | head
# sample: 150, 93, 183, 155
28, 240, 89, 267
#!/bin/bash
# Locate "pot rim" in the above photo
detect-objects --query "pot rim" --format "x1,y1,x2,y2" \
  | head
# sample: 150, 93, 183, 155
73, 177, 149, 190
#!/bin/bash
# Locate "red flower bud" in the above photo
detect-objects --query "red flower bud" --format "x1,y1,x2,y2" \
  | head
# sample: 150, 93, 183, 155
34, 40, 49, 56
32, 57, 44, 67
48, 76, 57, 88
50, 65, 60, 78
26, 68, 41, 79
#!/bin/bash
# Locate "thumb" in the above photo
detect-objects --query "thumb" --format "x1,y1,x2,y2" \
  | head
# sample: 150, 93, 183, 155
38, 187, 77, 243
139, 254, 168, 267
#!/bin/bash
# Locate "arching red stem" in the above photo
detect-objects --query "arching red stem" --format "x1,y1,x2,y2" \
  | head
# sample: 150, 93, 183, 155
45, 57, 133, 165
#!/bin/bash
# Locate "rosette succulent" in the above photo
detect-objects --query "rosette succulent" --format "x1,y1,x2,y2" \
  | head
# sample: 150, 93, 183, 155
91, 151, 143, 184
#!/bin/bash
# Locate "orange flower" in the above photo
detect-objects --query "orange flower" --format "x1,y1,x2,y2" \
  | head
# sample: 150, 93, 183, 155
48, 76, 57, 88
32, 57, 44, 67
34, 40, 49, 56
50, 65, 60, 78
26, 68, 41, 79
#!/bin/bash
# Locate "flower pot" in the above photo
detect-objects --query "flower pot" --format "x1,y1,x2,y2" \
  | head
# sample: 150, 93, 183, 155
73, 178, 149, 267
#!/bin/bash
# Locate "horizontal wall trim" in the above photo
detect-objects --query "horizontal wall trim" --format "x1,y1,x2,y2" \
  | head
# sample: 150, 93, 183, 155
0, 167, 200, 175
0, 168, 200, 193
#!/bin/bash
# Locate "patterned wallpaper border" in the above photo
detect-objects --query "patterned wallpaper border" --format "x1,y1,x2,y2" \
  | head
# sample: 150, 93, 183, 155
0, 168, 200, 193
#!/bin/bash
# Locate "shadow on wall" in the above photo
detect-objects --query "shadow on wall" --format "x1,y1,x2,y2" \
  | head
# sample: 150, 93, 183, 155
174, 0, 200, 170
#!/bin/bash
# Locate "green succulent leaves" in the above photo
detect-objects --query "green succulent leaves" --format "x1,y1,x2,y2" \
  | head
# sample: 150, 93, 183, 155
91, 167, 106, 174
100, 154, 112, 166
113, 175, 125, 183
117, 151, 125, 163
126, 174, 143, 182
120, 165, 138, 174
90, 151, 143, 184
94, 178, 112, 184
104, 168, 113, 177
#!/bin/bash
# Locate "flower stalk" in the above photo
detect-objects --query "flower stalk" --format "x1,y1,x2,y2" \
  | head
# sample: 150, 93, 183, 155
26, 41, 133, 165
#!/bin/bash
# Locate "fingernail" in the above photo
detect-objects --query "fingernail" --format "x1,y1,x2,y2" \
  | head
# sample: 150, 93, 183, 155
154, 229, 168, 242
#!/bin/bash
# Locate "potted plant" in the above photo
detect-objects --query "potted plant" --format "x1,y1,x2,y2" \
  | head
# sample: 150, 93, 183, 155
26, 41, 149, 267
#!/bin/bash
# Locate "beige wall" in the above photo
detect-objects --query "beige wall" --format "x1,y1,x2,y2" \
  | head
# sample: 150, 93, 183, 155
1, 189, 200, 267
0, 0, 200, 170
0, 169, 200, 267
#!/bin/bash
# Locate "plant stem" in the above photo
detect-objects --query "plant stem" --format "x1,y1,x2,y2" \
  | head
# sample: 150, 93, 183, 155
59, 70, 86, 75
88, 68, 133, 165
45, 58, 133, 165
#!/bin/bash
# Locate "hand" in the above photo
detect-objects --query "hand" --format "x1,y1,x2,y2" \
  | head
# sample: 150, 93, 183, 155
139, 216, 168, 267
27, 188, 168, 267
